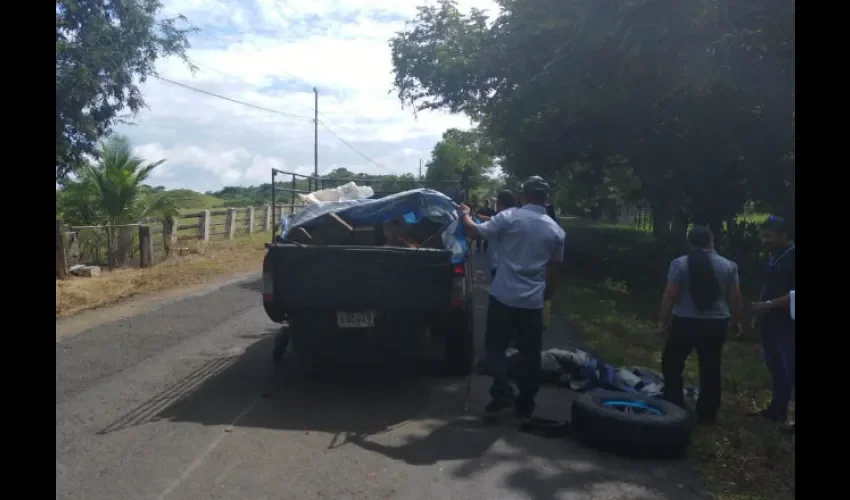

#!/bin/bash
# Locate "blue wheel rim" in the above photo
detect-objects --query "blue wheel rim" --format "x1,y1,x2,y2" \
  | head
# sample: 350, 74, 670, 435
601, 399, 664, 416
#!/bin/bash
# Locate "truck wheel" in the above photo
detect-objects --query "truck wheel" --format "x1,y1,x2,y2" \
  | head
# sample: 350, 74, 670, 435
443, 301, 474, 376
271, 325, 290, 364
570, 390, 693, 459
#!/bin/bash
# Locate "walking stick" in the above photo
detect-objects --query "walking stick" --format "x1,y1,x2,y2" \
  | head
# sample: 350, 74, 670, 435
463, 364, 473, 412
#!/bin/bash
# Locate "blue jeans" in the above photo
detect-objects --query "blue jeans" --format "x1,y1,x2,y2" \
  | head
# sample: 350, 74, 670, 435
760, 319, 796, 419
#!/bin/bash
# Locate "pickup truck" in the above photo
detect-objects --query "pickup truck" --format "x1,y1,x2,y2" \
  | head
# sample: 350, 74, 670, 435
261, 171, 474, 375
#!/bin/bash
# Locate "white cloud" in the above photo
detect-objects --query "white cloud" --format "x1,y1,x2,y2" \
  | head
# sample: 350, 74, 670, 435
117, 0, 498, 192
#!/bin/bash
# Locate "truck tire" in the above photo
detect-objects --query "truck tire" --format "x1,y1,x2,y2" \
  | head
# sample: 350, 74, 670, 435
271, 325, 290, 364
571, 390, 693, 459
443, 300, 474, 376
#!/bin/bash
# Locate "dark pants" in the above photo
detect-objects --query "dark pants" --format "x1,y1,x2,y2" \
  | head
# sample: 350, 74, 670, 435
662, 316, 728, 422
476, 240, 488, 253
760, 319, 796, 419
485, 295, 543, 416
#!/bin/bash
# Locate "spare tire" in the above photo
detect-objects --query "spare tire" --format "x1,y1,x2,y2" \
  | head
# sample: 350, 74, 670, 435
571, 390, 693, 459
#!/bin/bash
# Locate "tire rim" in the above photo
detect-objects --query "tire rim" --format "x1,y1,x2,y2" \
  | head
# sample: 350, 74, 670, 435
601, 399, 664, 417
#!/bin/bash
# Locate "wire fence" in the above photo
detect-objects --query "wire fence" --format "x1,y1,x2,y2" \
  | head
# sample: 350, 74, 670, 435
64, 224, 166, 270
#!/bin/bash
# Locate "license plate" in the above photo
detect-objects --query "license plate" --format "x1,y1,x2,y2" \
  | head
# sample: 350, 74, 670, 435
337, 311, 375, 328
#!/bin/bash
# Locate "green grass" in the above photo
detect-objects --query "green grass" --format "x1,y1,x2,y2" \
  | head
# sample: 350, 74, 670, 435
558, 219, 794, 500
162, 189, 226, 209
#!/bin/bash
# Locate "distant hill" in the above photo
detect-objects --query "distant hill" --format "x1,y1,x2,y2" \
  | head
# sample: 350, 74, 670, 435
157, 189, 225, 210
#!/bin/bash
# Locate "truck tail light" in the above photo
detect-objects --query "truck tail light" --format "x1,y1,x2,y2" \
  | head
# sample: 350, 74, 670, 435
450, 263, 465, 308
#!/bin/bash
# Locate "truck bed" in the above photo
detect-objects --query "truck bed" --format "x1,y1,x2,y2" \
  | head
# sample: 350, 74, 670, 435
267, 243, 455, 311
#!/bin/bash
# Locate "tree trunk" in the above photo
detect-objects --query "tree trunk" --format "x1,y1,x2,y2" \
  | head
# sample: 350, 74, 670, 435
670, 209, 689, 251
652, 205, 672, 243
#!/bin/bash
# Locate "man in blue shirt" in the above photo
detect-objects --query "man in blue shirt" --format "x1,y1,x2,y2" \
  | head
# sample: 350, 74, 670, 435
458, 176, 566, 419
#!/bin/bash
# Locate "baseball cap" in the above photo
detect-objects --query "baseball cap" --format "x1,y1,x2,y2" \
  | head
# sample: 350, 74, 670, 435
521, 176, 551, 195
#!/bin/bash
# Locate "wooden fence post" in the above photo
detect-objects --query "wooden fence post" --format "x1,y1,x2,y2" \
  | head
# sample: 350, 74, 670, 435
227, 208, 237, 239
264, 205, 272, 232
162, 217, 177, 258
200, 210, 210, 241
139, 225, 154, 268
56, 220, 68, 279
247, 206, 255, 234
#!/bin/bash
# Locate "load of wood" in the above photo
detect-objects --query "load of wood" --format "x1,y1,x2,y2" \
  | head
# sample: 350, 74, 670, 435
284, 211, 446, 249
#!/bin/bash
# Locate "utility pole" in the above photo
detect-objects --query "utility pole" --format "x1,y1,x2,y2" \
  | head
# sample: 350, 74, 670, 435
419, 158, 423, 181
313, 87, 319, 178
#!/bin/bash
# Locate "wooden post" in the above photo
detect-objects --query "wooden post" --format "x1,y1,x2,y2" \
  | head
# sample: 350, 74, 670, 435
139, 225, 154, 268
200, 210, 210, 241
264, 205, 272, 232
227, 208, 237, 239
162, 217, 177, 258
56, 220, 68, 279
247, 207, 255, 234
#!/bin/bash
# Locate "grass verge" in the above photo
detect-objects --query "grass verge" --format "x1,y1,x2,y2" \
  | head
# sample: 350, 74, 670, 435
56, 233, 269, 318
558, 220, 794, 500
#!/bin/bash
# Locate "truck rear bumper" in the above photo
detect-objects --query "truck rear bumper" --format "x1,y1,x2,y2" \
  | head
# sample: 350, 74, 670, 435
288, 309, 448, 362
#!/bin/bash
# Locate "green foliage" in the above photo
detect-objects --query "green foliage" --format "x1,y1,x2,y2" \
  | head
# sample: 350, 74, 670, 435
57, 135, 177, 227
390, 0, 794, 242
156, 189, 225, 210
56, 0, 197, 182
424, 128, 494, 190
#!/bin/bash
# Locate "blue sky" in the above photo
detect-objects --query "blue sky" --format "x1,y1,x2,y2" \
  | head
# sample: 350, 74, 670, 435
116, 0, 499, 192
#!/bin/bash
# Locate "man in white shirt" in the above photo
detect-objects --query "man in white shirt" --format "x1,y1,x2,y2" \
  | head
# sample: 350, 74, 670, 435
458, 176, 566, 419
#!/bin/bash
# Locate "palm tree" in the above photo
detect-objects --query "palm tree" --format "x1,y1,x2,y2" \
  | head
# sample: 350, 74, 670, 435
82, 135, 177, 266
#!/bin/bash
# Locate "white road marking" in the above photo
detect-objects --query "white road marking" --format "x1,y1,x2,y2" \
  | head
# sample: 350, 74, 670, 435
157, 400, 258, 500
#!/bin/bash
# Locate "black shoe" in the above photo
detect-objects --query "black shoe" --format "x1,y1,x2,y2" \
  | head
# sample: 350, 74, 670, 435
485, 397, 515, 414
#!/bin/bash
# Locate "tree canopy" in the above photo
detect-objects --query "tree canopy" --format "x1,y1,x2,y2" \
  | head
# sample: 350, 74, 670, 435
390, 0, 795, 241
56, 0, 197, 182
424, 128, 494, 184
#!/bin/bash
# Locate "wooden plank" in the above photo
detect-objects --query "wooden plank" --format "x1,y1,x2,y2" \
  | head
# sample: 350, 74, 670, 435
56, 220, 68, 279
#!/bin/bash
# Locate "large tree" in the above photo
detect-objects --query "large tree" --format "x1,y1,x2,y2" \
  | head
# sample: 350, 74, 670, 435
56, 0, 197, 182
391, 0, 794, 243
424, 128, 494, 186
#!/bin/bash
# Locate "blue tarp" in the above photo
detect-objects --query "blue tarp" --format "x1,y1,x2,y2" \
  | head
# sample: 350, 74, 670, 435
284, 188, 468, 263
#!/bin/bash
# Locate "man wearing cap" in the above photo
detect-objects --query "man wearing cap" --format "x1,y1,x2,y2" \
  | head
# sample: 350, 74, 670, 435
750, 216, 795, 427
458, 176, 566, 420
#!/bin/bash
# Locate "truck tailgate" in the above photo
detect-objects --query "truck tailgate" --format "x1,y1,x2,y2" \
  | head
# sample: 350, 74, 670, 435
268, 244, 454, 310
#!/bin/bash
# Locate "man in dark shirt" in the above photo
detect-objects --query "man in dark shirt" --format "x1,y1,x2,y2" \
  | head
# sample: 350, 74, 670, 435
750, 216, 795, 424
476, 200, 496, 253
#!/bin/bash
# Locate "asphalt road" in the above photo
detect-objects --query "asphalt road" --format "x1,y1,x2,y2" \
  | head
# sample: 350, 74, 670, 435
56, 254, 706, 500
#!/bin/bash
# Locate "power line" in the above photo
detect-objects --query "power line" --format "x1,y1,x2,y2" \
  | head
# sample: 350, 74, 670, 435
154, 75, 391, 173
192, 62, 316, 117
153, 75, 314, 122
317, 119, 390, 173
194, 62, 333, 118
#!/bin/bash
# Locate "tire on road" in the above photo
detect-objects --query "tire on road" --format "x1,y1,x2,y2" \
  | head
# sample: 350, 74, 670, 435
442, 299, 475, 376
271, 325, 290, 364
571, 390, 693, 459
